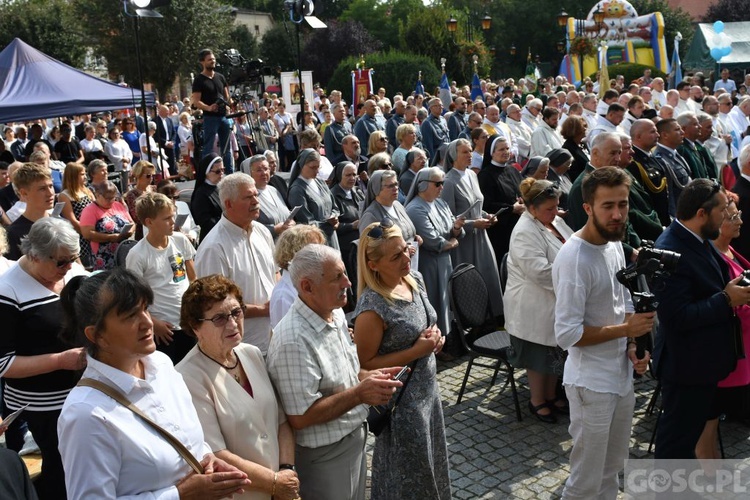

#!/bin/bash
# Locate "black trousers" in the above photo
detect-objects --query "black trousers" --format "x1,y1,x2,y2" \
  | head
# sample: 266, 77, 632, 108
0, 447, 38, 500
155, 329, 196, 365
655, 381, 716, 459
24, 410, 66, 500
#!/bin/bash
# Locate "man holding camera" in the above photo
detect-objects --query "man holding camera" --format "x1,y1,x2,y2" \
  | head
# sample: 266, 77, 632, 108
653, 179, 750, 458
191, 49, 233, 173
553, 166, 653, 499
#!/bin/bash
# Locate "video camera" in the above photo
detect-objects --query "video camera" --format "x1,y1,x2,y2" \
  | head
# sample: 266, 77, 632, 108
616, 242, 681, 359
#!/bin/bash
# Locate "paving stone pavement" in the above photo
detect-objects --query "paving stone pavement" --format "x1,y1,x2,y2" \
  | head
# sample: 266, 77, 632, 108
363, 356, 750, 499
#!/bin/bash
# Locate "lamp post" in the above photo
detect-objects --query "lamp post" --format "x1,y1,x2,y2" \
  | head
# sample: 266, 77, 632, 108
123, 0, 167, 163
445, 12, 492, 43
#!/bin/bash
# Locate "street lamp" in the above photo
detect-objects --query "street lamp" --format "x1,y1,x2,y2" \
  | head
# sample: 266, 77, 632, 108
123, 0, 169, 163
556, 10, 569, 28
445, 12, 492, 42
446, 16, 458, 34
510, 44, 517, 56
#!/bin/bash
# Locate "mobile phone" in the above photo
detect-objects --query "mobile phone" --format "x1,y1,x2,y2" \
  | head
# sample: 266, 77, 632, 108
393, 365, 409, 381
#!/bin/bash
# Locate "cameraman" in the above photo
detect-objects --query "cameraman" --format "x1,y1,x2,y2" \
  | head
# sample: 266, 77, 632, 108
553, 167, 653, 499
191, 49, 233, 173
653, 179, 750, 458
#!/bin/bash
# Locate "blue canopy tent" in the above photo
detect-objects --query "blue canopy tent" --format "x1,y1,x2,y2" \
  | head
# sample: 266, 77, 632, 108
0, 38, 156, 123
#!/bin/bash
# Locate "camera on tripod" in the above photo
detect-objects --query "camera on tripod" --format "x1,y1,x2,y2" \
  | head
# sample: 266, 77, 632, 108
616, 242, 681, 359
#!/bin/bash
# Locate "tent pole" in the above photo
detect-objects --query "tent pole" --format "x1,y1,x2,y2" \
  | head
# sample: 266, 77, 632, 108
134, 14, 153, 166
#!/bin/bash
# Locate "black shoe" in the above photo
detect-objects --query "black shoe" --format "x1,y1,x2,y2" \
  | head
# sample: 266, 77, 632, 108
528, 401, 557, 423
547, 397, 570, 415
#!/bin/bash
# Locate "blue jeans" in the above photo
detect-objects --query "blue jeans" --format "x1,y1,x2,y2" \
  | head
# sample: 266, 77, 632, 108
202, 114, 233, 173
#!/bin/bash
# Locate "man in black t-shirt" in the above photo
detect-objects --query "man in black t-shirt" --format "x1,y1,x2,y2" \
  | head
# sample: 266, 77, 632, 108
191, 49, 233, 173
53, 123, 83, 164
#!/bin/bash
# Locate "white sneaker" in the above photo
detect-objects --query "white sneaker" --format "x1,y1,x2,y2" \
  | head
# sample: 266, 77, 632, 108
18, 431, 40, 456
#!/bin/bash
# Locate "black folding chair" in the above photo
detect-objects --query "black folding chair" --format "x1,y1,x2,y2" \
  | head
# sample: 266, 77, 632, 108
449, 263, 522, 421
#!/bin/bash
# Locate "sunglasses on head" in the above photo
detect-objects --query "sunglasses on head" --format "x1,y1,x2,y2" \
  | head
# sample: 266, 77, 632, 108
367, 216, 395, 239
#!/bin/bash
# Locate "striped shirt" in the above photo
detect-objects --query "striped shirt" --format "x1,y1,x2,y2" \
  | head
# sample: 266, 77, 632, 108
0, 262, 88, 411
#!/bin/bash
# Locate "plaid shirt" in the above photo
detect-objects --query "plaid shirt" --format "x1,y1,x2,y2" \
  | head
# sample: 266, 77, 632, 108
267, 297, 367, 448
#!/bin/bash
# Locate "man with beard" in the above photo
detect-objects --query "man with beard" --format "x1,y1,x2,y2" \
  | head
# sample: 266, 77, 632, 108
191, 49, 233, 172
553, 166, 653, 499
653, 179, 750, 458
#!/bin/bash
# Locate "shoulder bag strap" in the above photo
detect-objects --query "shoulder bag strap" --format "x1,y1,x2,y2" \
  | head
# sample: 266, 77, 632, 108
77, 378, 204, 475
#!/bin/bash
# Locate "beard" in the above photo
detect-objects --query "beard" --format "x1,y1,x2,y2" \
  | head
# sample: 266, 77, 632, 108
592, 213, 627, 242
700, 219, 721, 241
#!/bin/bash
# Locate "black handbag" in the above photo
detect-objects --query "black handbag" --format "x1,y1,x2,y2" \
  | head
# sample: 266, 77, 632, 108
367, 359, 418, 436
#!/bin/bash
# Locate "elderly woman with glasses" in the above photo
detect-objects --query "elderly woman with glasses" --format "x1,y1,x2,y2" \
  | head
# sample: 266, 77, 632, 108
191, 153, 225, 241
405, 167, 465, 341
247, 154, 294, 240
353, 220, 451, 499
696, 194, 750, 459
505, 178, 573, 423
288, 149, 340, 250
442, 139, 503, 316
176, 275, 300, 500
124, 160, 156, 241
399, 149, 427, 196
0, 217, 88, 498
329, 161, 364, 275
359, 170, 421, 256
80, 180, 134, 270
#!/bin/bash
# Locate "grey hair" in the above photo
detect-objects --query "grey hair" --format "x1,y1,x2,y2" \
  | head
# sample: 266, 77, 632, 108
147, 121, 157, 131
91, 180, 117, 196
20, 217, 80, 259
740, 144, 750, 171
87, 159, 108, 179
289, 243, 342, 292
247, 154, 267, 170
590, 132, 621, 152
218, 172, 255, 208
263, 150, 278, 162
0, 226, 8, 255
676, 112, 697, 128
696, 113, 713, 125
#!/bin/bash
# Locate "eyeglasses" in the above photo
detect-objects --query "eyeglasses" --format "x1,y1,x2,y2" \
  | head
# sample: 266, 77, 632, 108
383, 181, 399, 189
385, 162, 394, 169
199, 307, 244, 328
50, 255, 78, 268
531, 185, 558, 203
367, 216, 395, 239
378, 137, 387, 142
209, 169, 224, 175
421, 180, 444, 187
728, 210, 743, 222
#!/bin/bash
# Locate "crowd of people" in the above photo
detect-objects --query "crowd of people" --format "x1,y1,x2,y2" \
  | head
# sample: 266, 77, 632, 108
2, 47, 750, 498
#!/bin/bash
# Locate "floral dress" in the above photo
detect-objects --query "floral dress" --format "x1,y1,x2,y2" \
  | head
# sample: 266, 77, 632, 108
62, 190, 93, 267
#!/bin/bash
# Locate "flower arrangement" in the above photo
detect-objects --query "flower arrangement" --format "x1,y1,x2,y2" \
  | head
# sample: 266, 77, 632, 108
569, 36, 597, 58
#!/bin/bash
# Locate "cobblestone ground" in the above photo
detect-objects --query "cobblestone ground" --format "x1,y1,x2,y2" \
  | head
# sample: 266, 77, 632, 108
364, 356, 750, 499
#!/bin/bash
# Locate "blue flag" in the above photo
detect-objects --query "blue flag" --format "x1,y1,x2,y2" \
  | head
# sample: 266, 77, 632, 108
439, 73, 452, 111
415, 78, 424, 96
470, 73, 483, 102
670, 39, 682, 90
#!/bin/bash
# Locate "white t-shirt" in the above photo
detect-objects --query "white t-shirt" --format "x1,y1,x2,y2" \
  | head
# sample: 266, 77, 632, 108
552, 234, 634, 396
125, 232, 195, 326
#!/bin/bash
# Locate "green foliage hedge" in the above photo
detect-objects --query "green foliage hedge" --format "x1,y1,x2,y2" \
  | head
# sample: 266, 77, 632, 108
326, 51, 441, 100
589, 63, 667, 85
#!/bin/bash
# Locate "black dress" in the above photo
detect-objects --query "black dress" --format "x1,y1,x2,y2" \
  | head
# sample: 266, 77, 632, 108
331, 184, 364, 277
190, 183, 222, 242
477, 162, 523, 270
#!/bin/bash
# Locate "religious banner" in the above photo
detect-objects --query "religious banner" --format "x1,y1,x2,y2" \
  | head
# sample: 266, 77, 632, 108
351, 66, 373, 107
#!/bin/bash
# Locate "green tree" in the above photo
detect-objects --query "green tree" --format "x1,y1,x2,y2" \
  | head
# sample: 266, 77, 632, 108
259, 22, 298, 72
629, 0, 694, 58
304, 20, 381, 87
73, 0, 233, 99
706, 0, 750, 22
398, 5, 458, 77
342, 0, 423, 51
222, 24, 259, 61
0, 0, 85, 67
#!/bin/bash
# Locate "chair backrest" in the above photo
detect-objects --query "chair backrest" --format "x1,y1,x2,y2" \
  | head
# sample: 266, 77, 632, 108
115, 239, 138, 267
499, 252, 509, 294
449, 263, 494, 329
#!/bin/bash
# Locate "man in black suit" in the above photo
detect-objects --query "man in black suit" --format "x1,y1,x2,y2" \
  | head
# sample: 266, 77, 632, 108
155, 105, 177, 175
653, 179, 750, 458
731, 145, 750, 258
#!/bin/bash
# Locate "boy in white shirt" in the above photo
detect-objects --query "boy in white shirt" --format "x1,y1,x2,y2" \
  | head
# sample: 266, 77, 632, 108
126, 192, 196, 363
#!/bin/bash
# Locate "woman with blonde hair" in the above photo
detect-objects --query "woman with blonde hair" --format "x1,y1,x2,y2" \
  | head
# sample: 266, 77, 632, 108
124, 160, 156, 240
353, 219, 451, 499
391, 123, 417, 172
58, 162, 95, 267
367, 130, 388, 157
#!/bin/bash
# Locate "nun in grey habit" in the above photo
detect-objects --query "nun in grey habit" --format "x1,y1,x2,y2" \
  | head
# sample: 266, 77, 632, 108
405, 167, 465, 339
287, 148, 340, 250
441, 139, 504, 316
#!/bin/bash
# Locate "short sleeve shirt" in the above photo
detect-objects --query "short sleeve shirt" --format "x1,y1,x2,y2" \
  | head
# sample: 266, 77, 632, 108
192, 73, 228, 117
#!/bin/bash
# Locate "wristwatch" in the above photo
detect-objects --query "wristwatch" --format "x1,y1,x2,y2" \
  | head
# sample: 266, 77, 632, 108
279, 463, 296, 471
